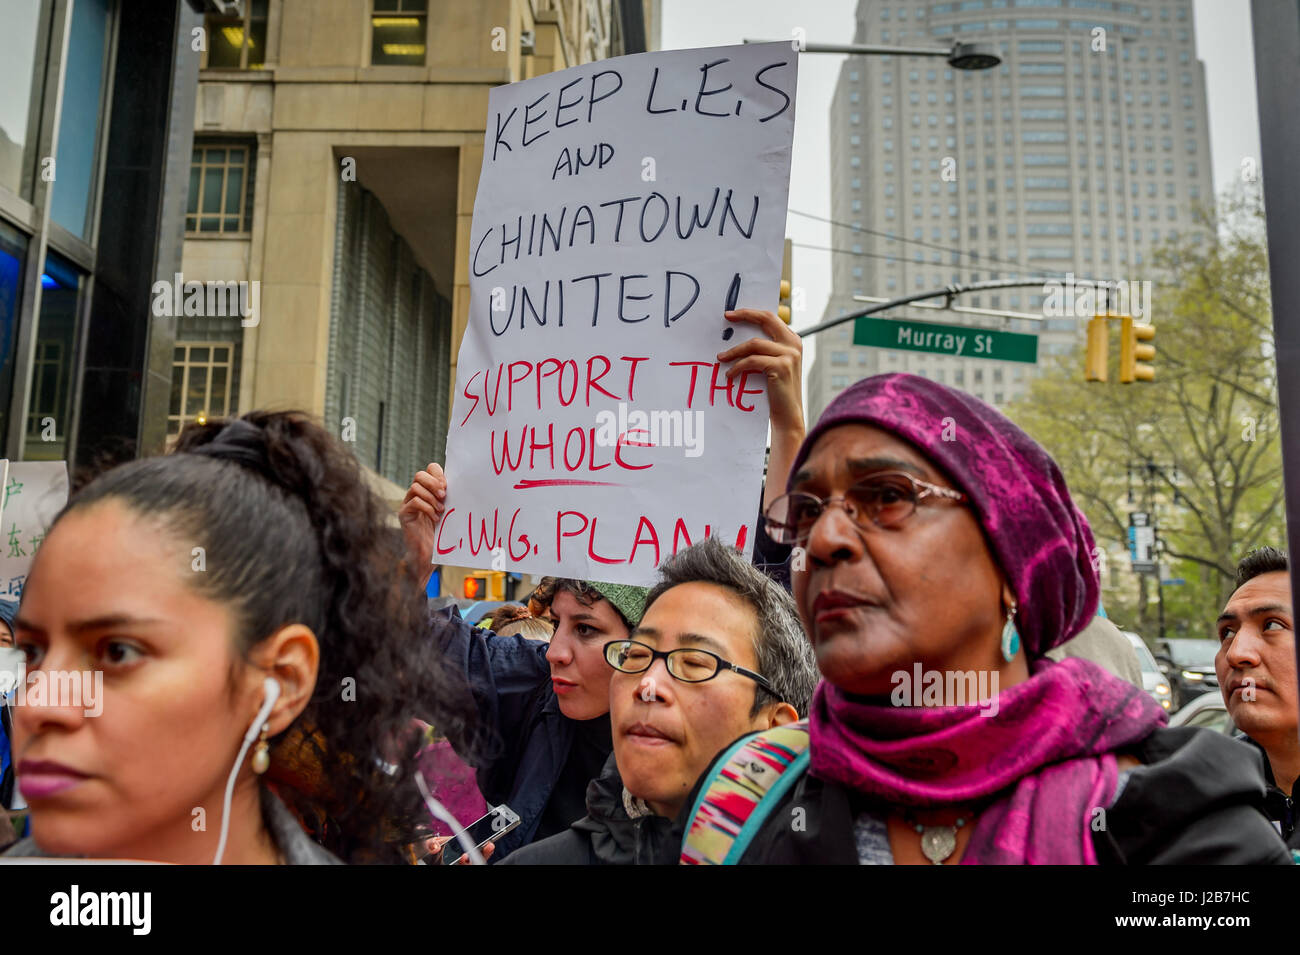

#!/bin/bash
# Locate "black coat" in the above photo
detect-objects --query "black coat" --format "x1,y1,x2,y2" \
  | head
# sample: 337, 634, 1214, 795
500, 753, 683, 865
688, 726, 1292, 865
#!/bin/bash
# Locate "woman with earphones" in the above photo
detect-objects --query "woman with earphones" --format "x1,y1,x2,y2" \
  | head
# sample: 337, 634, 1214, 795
3, 411, 475, 864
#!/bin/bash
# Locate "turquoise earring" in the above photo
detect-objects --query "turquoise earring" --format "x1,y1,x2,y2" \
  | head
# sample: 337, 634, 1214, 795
1001, 604, 1021, 662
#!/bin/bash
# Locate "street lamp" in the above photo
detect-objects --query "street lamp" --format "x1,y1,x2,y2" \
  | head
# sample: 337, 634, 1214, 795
744, 39, 1001, 71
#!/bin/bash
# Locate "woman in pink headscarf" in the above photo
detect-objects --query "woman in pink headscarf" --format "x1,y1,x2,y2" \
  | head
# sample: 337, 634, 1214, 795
680, 374, 1288, 865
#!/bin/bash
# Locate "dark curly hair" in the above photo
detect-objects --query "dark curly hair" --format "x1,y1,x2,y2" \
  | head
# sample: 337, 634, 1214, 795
55, 410, 477, 864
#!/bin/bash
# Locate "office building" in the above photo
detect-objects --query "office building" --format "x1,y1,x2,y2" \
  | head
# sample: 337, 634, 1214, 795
808, 0, 1213, 419
0, 0, 203, 472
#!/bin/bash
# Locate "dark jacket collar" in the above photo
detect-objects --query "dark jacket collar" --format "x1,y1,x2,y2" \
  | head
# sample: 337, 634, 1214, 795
1238, 732, 1295, 840
570, 753, 682, 865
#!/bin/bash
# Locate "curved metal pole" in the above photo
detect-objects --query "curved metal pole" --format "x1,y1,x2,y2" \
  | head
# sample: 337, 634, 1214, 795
795, 278, 1069, 338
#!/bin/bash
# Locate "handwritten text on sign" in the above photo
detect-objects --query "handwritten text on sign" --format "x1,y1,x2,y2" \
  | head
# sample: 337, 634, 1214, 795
0, 461, 69, 599
442, 43, 798, 585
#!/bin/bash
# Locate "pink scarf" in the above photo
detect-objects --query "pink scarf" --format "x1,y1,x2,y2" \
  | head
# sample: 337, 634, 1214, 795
808, 657, 1167, 864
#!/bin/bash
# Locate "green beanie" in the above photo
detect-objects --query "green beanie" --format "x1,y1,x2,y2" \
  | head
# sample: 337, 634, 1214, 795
588, 581, 648, 628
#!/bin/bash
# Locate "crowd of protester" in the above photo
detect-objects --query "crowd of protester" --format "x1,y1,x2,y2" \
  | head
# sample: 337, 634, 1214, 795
0, 306, 1293, 865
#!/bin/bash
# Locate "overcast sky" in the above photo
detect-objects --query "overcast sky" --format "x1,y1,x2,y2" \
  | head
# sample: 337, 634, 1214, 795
660, 0, 1264, 382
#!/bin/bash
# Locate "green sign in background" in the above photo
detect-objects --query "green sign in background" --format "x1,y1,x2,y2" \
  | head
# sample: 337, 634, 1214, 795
853, 316, 1039, 364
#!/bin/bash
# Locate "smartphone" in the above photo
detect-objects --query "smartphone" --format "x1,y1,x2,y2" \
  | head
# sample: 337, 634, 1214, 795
438, 805, 520, 864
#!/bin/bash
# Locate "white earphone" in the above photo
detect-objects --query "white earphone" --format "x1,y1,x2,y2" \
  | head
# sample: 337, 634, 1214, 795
212, 677, 281, 865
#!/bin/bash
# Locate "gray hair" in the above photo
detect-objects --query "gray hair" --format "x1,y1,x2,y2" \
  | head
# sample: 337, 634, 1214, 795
642, 537, 819, 717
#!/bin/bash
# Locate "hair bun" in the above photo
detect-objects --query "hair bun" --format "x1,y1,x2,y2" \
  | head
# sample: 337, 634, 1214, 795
189, 418, 274, 480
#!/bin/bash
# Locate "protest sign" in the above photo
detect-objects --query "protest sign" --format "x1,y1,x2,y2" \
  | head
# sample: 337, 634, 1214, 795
0, 461, 69, 599
442, 42, 798, 585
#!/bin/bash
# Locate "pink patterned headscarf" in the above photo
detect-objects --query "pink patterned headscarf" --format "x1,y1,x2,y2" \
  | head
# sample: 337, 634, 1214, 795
789, 372, 1099, 656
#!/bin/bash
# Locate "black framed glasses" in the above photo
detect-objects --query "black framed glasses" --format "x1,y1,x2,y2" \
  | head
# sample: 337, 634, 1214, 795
603, 639, 776, 695
764, 471, 968, 547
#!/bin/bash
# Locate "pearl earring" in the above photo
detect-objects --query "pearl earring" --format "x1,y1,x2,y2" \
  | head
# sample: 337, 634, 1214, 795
252, 726, 270, 775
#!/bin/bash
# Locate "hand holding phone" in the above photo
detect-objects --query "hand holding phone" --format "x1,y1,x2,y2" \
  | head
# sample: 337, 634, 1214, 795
436, 805, 520, 865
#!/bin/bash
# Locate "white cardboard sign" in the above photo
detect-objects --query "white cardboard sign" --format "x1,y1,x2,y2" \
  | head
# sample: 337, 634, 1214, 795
441, 42, 798, 585
0, 460, 69, 599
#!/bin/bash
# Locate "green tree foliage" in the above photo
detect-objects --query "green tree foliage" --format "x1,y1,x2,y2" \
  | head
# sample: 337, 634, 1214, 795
1005, 188, 1284, 642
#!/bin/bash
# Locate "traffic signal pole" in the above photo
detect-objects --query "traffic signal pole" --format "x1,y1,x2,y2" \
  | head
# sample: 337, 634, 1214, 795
795, 278, 1062, 338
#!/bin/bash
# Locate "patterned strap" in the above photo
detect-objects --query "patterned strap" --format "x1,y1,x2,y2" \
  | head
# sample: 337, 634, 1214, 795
680, 721, 811, 865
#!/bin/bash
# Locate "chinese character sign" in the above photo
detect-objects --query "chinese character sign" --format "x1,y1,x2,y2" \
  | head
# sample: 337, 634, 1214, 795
0, 460, 70, 599
442, 42, 799, 585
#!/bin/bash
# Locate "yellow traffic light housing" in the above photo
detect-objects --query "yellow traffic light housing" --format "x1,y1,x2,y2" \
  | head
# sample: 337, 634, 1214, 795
1119, 316, 1155, 383
777, 280, 791, 322
1085, 316, 1109, 382
777, 238, 793, 323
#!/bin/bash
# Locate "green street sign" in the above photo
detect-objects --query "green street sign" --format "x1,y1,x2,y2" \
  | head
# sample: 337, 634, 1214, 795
853, 316, 1039, 364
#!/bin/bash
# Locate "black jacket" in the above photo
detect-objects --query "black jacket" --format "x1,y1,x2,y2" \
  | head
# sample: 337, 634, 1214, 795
1235, 733, 1300, 849
690, 726, 1291, 865
500, 753, 683, 865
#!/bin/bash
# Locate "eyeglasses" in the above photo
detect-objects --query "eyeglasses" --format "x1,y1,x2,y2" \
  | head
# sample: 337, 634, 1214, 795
603, 639, 776, 695
764, 471, 968, 547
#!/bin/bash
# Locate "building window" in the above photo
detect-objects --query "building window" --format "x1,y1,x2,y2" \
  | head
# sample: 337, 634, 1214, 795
205, 0, 268, 70
27, 339, 66, 444
187, 143, 255, 234
24, 252, 84, 461
372, 0, 428, 66
169, 343, 235, 437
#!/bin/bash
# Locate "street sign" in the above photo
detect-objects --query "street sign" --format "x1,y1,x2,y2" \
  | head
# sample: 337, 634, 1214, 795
1162, 578, 1186, 586
853, 316, 1038, 363
1128, 511, 1157, 574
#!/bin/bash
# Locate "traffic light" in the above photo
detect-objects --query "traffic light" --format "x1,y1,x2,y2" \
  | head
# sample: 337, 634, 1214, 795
777, 237, 793, 323
1119, 315, 1155, 383
463, 571, 506, 600
1085, 315, 1109, 382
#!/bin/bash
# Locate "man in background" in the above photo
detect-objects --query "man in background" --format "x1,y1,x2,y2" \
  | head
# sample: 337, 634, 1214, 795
1216, 546, 1298, 847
